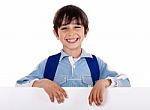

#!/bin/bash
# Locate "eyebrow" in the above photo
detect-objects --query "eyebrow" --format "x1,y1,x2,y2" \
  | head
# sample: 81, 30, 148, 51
61, 22, 82, 26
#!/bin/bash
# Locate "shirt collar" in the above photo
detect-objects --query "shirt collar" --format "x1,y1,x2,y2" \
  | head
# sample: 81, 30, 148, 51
59, 49, 93, 61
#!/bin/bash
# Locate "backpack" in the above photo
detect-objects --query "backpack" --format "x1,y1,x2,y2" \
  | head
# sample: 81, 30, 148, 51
44, 52, 100, 85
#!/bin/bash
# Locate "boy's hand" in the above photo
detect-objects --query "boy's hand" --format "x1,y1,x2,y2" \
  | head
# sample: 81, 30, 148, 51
32, 79, 68, 104
88, 79, 111, 106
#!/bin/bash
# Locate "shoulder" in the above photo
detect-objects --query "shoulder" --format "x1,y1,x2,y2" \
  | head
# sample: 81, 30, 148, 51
46, 52, 62, 62
90, 54, 103, 62
48, 52, 61, 58
89, 54, 107, 67
35, 53, 61, 68
37, 58, 48, 67
38, 53, 60, 66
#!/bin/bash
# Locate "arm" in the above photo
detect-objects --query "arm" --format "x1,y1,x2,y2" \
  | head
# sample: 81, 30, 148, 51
16, 59, 47, 87
97, 57, 130, 87
89, 57, 131, 106
16, 58, 67, 103
33, 78, 67, 103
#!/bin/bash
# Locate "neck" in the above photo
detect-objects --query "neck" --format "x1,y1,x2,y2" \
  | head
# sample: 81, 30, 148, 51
63, 48, 82, 58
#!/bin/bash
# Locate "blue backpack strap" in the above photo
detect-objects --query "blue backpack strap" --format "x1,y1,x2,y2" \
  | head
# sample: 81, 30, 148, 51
85, 55, 100, 85
44, 53, 100, 86
44, 52, 61, 80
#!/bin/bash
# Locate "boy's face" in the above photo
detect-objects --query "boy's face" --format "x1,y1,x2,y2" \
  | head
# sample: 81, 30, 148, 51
54, 18, 88, 52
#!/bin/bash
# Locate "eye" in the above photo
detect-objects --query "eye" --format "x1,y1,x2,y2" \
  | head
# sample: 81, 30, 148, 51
60, 27, 67, 30
74, 25, 82, 29
74, 26, 81, 29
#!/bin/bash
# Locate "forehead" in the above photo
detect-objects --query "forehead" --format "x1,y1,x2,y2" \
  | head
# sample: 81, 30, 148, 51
61, 18, 81, 26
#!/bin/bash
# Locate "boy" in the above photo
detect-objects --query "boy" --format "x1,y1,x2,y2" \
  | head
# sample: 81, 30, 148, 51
16, 5, 130, 106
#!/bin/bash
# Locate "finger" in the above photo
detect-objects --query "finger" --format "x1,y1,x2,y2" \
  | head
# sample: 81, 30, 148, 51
99, 89, 105, 104
88, 91, 93, 106
96, 90, 100, 106
59, 88, 68, 98
96, 90, 102, 106
49, 93, 54, 102
93, 90, 98, 106
55, 91, 65, 104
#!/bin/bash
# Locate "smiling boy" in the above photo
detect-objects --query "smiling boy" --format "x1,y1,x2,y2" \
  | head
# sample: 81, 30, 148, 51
16, 5, 130, 106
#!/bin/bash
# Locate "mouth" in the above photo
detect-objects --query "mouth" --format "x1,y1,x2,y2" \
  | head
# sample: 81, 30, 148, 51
66, 38, 79, 43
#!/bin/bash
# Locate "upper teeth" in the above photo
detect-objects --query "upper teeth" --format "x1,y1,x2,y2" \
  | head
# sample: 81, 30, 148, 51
67, 38, 77, 43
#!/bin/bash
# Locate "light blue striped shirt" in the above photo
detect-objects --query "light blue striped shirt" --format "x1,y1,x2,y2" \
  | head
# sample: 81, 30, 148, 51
16, 49, 130, 87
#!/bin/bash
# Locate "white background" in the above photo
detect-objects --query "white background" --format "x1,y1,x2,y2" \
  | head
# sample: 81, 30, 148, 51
0, 0, 150, 87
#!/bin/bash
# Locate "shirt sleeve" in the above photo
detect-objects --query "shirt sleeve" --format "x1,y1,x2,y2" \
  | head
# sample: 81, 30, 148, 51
96, 57, 131, 87
16, 58, 47, 87
15, 79, 39, 87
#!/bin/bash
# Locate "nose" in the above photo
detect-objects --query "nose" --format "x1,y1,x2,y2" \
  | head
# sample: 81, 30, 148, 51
67, 28, 74, 36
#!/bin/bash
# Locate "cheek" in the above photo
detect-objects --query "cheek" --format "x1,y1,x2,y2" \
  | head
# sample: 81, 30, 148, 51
80, 29, 86, 36
58, 34, 65, 41
57, 32, 64, 38
81, 32, 86, 38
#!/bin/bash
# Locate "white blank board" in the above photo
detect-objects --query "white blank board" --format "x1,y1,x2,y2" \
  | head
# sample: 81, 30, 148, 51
0, 87, 150, 110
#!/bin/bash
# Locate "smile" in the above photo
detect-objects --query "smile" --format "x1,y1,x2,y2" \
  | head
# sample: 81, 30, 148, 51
66, 38, 79, 43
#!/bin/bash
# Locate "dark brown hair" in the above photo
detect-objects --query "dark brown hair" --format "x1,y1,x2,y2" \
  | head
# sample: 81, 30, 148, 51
53, 5, 89, 35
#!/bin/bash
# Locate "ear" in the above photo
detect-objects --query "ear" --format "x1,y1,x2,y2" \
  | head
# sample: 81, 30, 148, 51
84, 28, 89, 37
53, 29, 59, 40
